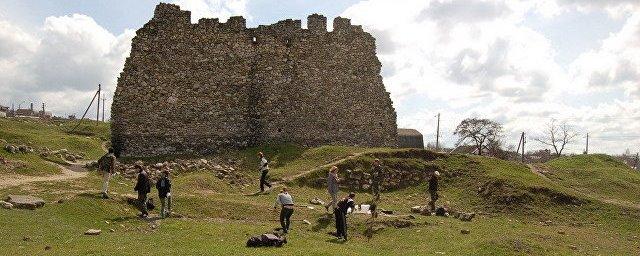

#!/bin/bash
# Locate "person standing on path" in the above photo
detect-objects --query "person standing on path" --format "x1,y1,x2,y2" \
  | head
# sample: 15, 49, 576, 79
371, 158, 383, 202
258, 152, 272, 193
334, 192, 356, 241
273, 187, 294, 234
98, 147, 117, 199
324, 166, 340, 212
134, 165, 151, 218
428, 171, 440, 212
156, 170, 172, 218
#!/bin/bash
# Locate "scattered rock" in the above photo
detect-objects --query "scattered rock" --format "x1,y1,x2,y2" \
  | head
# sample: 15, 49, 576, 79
56, 199, 65, 204
309, 198, 325, 205
6, 195, 45, 210
1, 201, 13, 209
23, 236, 31, 242
458, 212, 476, 222
303, 220, 312, 225
44, 245, 52, 251
461, 229, 470, 234
84, 229, 101, 235
558, 230, 566, 235
109, 229, 115, 233
569, 245, 578, 250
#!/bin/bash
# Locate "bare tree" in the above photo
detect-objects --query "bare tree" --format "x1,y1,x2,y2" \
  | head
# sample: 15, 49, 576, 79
453, 118, 503, 156
533, 120, 579, 156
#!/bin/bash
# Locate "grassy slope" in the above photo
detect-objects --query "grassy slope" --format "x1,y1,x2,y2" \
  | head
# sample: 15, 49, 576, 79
543, 154, 640, 204
0, 118, 108, 175
1, 121, 639, 255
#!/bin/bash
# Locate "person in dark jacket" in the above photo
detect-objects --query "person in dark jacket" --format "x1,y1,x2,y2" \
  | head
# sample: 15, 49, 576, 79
371, 159, 383, 201
134, 165, 151, 218
428, 171, 440, 211
156, 170, 172, 218
334, 192, 356, 241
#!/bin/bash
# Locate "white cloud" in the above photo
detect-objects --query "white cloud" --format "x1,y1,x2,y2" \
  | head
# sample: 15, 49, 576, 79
0, 14, 134, 117
342, 0, 638, 153
172, 0, 249, 22
570, 12, 640, 98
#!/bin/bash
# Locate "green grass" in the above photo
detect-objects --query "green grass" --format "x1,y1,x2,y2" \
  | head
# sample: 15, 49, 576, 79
2, 120, 640, 255
544, 154, 640, 204
0, 118, 108, 176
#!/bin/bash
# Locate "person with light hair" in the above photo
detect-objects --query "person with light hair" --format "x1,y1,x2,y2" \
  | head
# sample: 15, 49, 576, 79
258, 152, 272, 192
428, 170, 441, 211
324, 166, 340, 212
274, 187, 295, 234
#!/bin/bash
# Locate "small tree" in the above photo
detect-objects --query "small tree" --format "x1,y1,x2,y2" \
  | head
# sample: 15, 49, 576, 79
453, 118, 503, 156
533, 120, 579, 156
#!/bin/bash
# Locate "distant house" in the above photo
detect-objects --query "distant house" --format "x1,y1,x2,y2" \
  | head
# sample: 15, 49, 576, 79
398, 128, 424, 148
0, 105, 8, 118
15, 108, 35, 116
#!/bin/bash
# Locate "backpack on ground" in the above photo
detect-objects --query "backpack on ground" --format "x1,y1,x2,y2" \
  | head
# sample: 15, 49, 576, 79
246, 233, 287, 247
147, 198, 155, 211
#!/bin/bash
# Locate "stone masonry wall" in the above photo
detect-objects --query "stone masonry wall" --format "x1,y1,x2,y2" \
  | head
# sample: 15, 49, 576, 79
111, 3, 397, 157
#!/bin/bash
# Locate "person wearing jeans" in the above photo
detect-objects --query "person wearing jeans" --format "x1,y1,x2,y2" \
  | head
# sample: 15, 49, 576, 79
156, 170, 172, 218
274, 187, 294, 234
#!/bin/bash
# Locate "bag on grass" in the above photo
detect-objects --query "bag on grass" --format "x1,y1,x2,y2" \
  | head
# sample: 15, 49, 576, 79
246, 233, 287, 247
147, 198, 155, 211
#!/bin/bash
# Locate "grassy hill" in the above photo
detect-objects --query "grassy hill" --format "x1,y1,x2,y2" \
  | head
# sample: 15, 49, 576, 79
1, 119, 639, 255
541, 154, 640, 207
0, 118, 108, 175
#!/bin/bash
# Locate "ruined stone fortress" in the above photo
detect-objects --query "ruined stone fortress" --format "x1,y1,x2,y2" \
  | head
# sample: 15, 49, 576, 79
111, 3, 398, 157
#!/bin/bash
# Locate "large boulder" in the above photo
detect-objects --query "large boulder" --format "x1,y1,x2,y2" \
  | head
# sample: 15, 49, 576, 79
6, 195, 45, 210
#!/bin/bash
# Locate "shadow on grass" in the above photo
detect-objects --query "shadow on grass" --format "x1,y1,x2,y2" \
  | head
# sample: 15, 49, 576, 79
312, 214, 333, 232
77, 192, 103, 199
325, 238, 346, 244
107, 215, 163, 223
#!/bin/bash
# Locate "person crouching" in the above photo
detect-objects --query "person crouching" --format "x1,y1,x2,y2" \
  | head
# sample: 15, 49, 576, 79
334, 192, 356, 241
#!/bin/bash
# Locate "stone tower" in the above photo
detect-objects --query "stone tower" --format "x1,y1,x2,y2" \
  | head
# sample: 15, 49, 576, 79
111, 3, 397, 157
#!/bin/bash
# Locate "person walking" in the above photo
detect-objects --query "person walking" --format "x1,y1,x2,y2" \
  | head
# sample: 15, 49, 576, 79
428, 171, 440, 212
273, 187, 294, 234
156, 170, 172, 218
258, 152, 272, 192
134, 165, 151, 218
324, 166, 340, 212
97, 148, 117, 199
371, 158, 383, 202
334, 192, 356, 241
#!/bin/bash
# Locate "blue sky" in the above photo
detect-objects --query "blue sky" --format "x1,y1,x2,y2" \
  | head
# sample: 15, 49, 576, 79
0, 0, 639, 154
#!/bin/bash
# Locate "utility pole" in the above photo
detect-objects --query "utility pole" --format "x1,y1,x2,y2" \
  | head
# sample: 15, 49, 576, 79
102, 97, 106, 122
521, 132, 526, 163
585, 133, 589, 154
435, 113, 440, 151
96, 84, 101, 125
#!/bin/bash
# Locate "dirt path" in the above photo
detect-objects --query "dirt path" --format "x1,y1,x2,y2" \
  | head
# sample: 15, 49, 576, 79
0, 163, 89, 189
276, 152, 366, 184
528, 164, 640, 210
